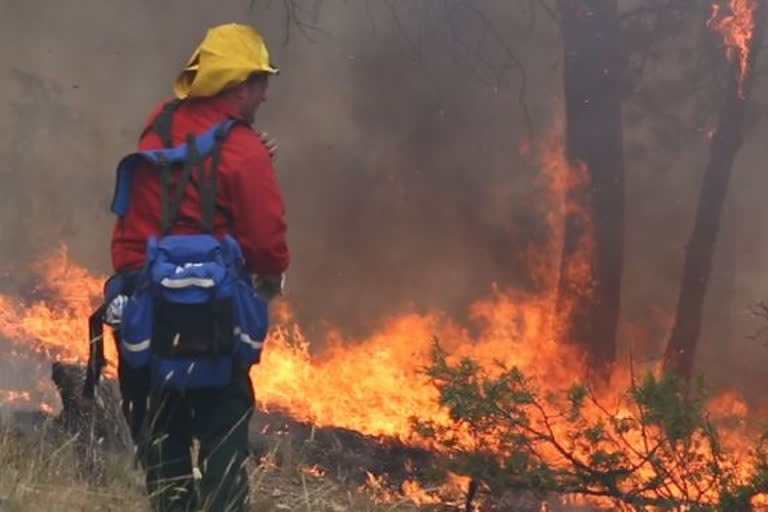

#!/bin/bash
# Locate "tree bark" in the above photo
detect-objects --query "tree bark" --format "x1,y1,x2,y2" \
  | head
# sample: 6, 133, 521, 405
664, 2, 766, 381
557, 0, 626, 376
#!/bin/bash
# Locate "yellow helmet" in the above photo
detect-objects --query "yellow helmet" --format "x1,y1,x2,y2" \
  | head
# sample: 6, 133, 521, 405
174, 24, 279, 100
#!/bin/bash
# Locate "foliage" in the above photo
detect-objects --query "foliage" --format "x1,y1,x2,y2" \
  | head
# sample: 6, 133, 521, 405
413, 343, 768, 511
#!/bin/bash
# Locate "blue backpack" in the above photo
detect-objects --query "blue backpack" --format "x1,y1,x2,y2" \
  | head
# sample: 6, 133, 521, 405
86, 101, 269, 396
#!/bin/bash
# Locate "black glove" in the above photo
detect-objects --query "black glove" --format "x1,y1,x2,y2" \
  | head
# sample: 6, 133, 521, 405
252, 274, 285, 301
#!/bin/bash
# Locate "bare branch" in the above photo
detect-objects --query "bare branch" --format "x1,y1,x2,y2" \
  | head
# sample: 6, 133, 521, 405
448, 1, 535, 139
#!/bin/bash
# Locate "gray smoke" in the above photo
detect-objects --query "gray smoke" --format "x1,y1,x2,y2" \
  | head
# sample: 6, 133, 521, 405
0, 0, 766, 402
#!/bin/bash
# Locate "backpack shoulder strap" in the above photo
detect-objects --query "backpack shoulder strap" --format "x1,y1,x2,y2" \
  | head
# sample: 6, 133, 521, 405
162, 134, 200, 233
153, 101, 182, 225
198, 120, 239, 232
141, 99, 182, 148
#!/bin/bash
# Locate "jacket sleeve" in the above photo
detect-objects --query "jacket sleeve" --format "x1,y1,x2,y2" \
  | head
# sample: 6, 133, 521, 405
224, 138, 290, 275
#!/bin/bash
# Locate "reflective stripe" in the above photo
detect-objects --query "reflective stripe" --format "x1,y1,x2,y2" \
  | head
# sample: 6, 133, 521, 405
160, 277, 216, 289
234, 327, 264, 350
122, 338, 151, 353
240, 333, 264, 351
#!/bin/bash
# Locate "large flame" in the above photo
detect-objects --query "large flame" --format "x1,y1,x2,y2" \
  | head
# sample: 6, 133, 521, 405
0, 245, 583, 441
0, 124, 588, 438
0, 126, 761, 507
254, 126, 588, 439
708, 0, 758, 97
252, 288, 582, 439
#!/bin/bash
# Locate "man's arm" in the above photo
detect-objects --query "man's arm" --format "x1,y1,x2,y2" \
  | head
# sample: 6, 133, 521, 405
224, 137, 290, 276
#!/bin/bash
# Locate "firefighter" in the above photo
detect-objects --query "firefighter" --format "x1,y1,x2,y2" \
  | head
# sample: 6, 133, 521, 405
107, 24, 289, 511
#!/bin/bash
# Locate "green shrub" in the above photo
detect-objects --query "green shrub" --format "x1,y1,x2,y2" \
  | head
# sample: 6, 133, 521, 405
413, 343, 768, 511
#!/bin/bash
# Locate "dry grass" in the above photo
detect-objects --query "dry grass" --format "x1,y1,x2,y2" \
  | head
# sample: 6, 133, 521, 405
0, 417, 426, 512
0, 419, 147, 511
247, 436, 427, 512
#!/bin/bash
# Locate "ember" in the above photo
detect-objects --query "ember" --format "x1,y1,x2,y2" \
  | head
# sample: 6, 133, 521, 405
0, 390, 31, 406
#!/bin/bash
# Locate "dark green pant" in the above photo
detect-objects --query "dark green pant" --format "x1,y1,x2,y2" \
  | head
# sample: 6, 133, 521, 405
142, 370, 254, 512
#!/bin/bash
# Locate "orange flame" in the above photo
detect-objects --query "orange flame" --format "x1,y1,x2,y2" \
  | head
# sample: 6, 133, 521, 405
250, 125, 588, 439
708, 0, 758, 98
0, 246, 117, 378
418, 473, 475, 507
400, 480, 442, 506
0, 125, 762, 507
0, 125, 587, 439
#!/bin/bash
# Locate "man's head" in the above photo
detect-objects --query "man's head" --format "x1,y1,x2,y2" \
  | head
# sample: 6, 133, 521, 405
224, 72, 270, 124
173, 24, 278, 111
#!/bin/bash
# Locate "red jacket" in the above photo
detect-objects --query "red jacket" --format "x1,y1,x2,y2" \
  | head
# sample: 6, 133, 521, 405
111, 97, 290, 275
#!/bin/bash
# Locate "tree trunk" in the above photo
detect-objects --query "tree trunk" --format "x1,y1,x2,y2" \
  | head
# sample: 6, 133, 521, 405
664, 3, 765, 381
557, 0, 626, 376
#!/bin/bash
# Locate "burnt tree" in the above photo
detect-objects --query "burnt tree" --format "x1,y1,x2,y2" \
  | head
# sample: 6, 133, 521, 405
557, 0, 626, 375
664, 2, 766, 381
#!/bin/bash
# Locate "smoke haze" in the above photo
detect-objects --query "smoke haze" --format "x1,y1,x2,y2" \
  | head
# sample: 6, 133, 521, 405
0, 1, 766, 399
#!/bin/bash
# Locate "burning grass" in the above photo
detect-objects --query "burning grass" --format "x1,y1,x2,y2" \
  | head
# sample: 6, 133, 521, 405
0, 123, 587, 447
1, 118, 766, 509
1, 220, 766, 509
